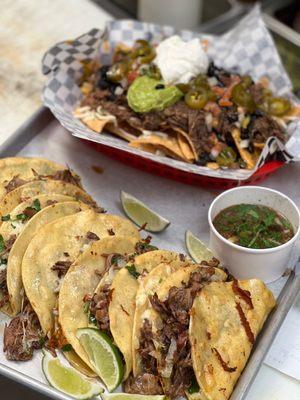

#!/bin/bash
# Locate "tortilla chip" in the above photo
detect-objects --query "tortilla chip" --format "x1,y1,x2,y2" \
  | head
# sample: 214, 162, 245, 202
282, 103, 300, 122
177, 132, 195, 162
231, 128, 258, 169
107, 124, 137, 142
173, 127, 198, 160
84, 118, 116, 133
253, 142, 265, 150
129, 134, 190, 162
129, 141, 158, 154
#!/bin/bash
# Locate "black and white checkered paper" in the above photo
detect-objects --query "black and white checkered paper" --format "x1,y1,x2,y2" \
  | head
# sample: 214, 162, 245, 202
42, 6, 300, 180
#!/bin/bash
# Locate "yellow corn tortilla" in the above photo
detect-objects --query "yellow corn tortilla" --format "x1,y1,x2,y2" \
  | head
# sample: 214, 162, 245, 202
60, 249, 182, 379
231, 128, 258, 169
132, 257, 200, 377
59, 236, 138, 374
22, 210, 140, 336
153, 265, 227, 394
0, 180, 97, 221
190, 279, 276, 400
94, 250, 182, 380
5, 198, 90, 316
0, 157, 80, 201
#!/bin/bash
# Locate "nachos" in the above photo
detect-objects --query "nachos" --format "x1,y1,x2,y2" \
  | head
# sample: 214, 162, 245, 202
73, 35, 300, 170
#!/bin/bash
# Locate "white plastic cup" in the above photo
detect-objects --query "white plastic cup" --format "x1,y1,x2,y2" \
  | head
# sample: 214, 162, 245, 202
208, 186, 300, 283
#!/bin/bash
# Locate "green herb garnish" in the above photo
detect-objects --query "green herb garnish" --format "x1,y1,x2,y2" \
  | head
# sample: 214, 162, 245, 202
32, 199, 41, 212
1, 215, 10, 221
188, 376, 200, 394
61, 343, 73, 352
39, 336, 46, 347
15, 213, 27, 221
126, 264, 140, 279
0, 235, 5, 253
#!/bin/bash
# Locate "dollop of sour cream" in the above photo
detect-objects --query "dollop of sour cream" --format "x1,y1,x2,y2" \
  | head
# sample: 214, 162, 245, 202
154, 35, 209, 85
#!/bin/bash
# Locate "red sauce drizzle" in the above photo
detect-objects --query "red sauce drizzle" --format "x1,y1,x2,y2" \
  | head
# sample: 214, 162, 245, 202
212, 348, 237, 372
232, 279, 254, 309
235, 302, 255, 344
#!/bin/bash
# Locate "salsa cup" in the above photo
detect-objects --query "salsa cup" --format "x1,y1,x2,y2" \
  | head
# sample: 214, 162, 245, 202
208, 186, 300, 283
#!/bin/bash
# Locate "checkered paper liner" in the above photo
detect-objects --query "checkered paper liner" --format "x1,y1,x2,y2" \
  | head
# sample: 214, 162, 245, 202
42, 6, 300, 181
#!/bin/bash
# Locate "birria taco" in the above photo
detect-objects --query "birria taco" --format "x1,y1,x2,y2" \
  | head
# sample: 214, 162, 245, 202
189, 279, 276, 400
0, 179, 98, 222
59, 247, 183, 381
22, 210, 140, 337
0, 197, 90, 316
125, 262, 275, 400
128, 259, 227, 397
0, 157, 81, 200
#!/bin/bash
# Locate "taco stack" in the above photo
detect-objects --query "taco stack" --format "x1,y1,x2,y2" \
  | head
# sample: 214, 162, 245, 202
0, 156, 276, 400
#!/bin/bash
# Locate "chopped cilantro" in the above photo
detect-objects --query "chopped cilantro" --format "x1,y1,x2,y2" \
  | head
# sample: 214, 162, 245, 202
61, 343, 73, 352
126, 264, 140, 279
1, 214, 10, 221
247, 209, 259, 219
32, 199, 41, 212
0, 235, 5, 253
0, 258, 7, 265
111, 254, 122, 265
188, 376, 200, 394
83, 301, 90, 314
39, 336, 46, 347
16, 213, 27, 221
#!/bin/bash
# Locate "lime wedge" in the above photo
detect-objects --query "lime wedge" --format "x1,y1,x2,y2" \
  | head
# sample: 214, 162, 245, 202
42, 351, 103, 399
120, 191, 170, 233
185, 230, 214, 263
77, 328, 124, 392
101, 394, 166, 400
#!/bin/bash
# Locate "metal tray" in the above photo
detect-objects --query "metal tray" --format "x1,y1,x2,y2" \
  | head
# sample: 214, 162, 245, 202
0, 107, 300, 400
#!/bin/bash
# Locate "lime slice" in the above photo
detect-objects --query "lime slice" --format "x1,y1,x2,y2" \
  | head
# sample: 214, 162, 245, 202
185, 230, 214, 263
101, 394, 166, 400
120, 191, 170, 233
77, 328, 124, 392
42, 351, 103, 399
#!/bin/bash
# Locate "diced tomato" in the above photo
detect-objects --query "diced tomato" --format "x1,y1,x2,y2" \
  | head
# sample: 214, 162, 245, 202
127, 70, 139, 83
219, 98, 233, 107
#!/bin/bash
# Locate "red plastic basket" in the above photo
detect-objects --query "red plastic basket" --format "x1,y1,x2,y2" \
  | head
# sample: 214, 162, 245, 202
84, 140, 284, 190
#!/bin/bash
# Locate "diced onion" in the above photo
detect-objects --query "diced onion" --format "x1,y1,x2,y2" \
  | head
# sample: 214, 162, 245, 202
239, 139, 250, 148
160, 338, 177, 378
208, 77, 218, 86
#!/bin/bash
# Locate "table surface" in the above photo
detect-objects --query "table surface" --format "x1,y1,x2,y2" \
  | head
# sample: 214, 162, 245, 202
0, 1, 300, 399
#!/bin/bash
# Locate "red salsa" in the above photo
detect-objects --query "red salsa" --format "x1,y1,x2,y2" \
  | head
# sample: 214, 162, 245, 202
213, 203, 294, 249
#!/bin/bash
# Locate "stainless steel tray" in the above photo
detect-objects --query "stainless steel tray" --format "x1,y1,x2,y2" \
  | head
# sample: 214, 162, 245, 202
0, 107, 299, 400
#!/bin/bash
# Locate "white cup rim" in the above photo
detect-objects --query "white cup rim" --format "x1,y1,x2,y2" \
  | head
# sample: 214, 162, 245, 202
208, 186, 300, 254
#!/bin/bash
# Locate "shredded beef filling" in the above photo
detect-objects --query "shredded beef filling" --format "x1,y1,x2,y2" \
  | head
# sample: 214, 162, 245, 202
3, 302, 44, 361
148, 268, 216, 399
51, 260, 72, 278
124, 373, 163, 395
134, 236, 158, 255
4, 176, 27, 193
32, 168, 82, 188
0, 234, 17, 307
86, 231, 100, 241
89, 284, 113, 335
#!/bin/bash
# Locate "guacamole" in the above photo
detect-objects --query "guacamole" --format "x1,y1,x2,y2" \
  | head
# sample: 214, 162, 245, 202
127, 76, 183, 113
